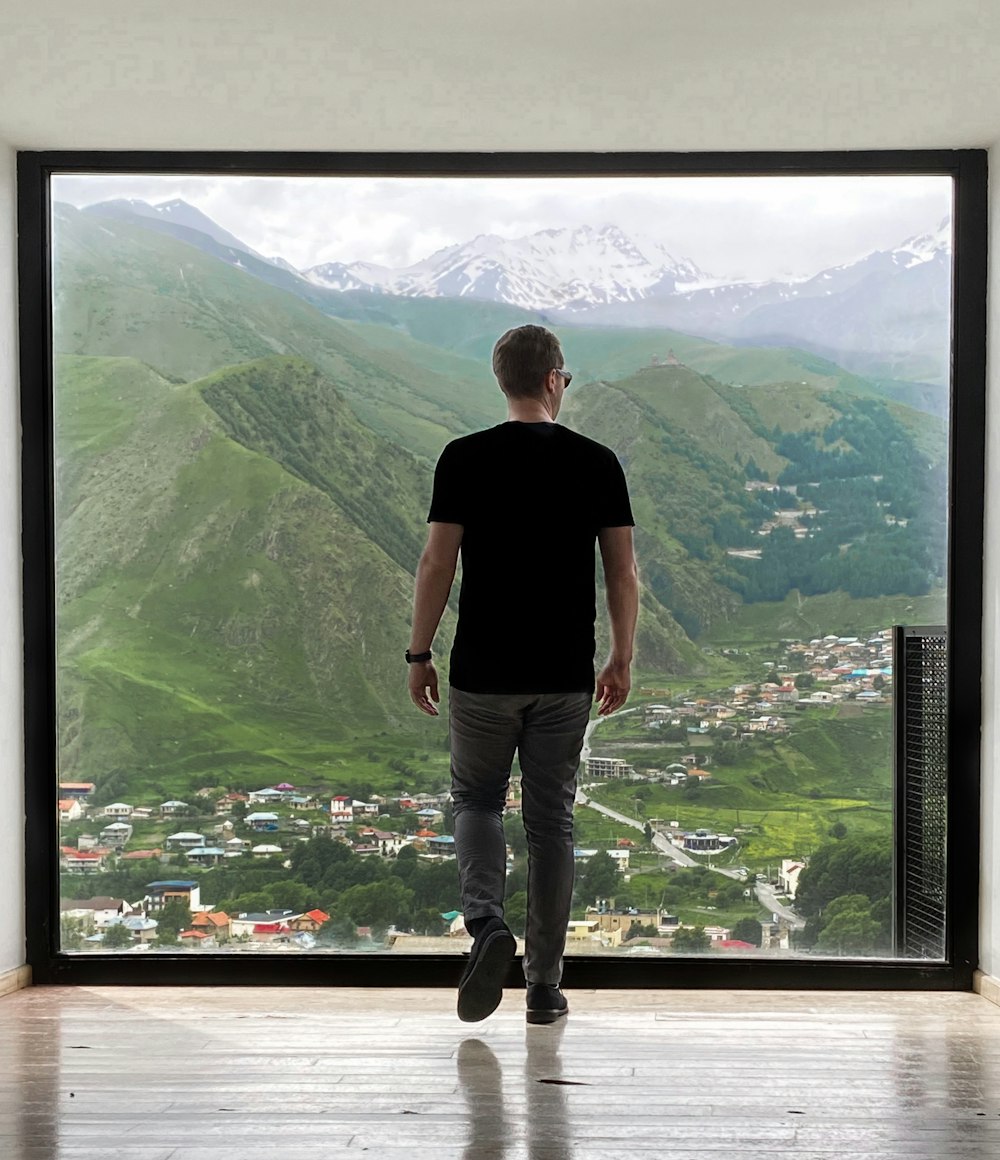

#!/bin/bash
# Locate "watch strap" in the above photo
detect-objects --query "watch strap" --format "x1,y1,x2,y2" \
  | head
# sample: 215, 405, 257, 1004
406, 649, 433, 663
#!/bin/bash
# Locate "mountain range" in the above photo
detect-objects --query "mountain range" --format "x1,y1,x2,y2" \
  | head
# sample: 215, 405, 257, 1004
50, 198, 947, 788
79, 198, 953, 386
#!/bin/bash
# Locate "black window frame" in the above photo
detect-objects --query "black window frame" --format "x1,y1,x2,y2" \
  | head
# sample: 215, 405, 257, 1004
17, 149, 987, 990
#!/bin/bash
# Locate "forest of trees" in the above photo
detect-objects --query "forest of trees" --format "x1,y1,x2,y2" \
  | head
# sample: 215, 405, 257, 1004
732, 400, 946, 603
794, 833, 893, 955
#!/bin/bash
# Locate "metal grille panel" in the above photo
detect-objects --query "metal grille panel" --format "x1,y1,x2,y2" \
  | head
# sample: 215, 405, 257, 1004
893, 626, 948, 960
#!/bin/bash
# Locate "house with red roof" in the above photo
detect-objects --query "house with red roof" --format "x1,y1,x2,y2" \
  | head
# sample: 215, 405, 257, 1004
191, 911, 231, 938
289, 909, 329, 932
60, 848, 107, 874
330, 795, 354, 823
58, 798, 83, 823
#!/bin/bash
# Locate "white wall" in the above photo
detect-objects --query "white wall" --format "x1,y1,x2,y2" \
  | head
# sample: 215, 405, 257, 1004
0, 141, 24, 974
0, 0, 997, 976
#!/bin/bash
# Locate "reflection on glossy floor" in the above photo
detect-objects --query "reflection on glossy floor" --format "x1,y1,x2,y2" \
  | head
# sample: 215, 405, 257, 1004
2, 986, 1000, 1158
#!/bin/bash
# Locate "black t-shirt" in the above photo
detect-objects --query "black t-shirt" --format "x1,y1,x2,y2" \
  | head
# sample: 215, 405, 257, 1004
426, 420, 635, 694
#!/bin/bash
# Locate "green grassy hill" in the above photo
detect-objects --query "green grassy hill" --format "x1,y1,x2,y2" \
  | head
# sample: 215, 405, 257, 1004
55, 352, 701, 794
55, 353, 454, 789
53, 204, 505, 461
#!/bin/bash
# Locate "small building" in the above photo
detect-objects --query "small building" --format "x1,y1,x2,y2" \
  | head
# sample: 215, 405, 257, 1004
683, 829, 726, 852
119, 915, 159, 943
61, 849, 106, 874
244, 812, 280, 832
585, 757, 635, 779
329, 796, 354, 823
248, 787, 287, 805
160, 800, 190, 816
288, 909, 330, 932
191, 911, 231, 938
165, 831, 205, 850
146, 880, 201, 912
59, 782, 96, 799
59, 896, 130, 928
231, 910, 296, 942
185, 846, 226, 865
99, 821, 133, 848
102, 802, 134, 819
780, 858, 806, 899
58, 798, 83, 823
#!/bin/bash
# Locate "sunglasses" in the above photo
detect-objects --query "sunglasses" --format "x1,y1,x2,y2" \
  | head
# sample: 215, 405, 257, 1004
553, 368, 573, 388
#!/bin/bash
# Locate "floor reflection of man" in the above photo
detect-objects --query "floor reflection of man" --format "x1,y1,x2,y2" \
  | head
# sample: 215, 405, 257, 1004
456, 1020, 574, 1159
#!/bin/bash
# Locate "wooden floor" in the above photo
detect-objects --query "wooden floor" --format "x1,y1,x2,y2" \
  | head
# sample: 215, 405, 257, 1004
2, 985, 1000, 1159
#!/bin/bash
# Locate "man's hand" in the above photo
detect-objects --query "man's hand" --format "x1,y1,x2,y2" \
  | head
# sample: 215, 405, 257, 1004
595, 657, 631, 716
408, 661, 440, 716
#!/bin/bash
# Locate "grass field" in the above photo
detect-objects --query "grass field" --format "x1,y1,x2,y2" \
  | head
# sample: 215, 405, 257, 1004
584, 703, 892, 869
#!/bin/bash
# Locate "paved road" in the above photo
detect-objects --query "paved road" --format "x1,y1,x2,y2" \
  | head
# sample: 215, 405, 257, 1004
755, 881, 807, 929
580, 704, 804, 920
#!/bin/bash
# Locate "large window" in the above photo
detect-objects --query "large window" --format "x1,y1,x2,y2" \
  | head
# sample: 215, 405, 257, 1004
20, 153, 985, 985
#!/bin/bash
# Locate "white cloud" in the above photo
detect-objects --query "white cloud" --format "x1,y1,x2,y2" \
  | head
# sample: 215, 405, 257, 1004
51, 171, 952, 283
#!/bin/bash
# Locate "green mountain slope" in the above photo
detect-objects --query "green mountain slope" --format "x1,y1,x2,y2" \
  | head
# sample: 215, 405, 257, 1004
53, 204, 505, 460
55, 354, 453, 784
55, 353, 703, 789
564, 368, 752, 642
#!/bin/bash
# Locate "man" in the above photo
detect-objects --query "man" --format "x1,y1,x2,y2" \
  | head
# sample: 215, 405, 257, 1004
407, 324, 639, 1024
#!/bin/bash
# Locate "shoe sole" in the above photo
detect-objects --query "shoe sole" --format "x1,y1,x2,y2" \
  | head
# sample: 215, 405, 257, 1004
457, 929, 516, 1022
526, 1005, 569, 1025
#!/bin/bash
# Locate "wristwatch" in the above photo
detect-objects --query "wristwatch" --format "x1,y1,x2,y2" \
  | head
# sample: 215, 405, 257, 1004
405, 649, 433, 663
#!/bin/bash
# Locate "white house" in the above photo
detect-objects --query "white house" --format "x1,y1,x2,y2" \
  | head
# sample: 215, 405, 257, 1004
244, 812, 280, 831
103, 802, 134, 819
58, 798, 82, 823
99, 822, 133, 848
248, 787, 286, 805
165, 831, 205, 850
329, 796, 354, 823
780, 859, 806, 899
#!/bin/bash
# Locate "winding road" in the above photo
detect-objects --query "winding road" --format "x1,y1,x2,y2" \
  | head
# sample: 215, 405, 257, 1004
578, 704, 806, 928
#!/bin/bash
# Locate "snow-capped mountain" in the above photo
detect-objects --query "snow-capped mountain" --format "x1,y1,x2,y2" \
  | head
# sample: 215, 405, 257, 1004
305, 225, 708, 312
72, 197, 952, 385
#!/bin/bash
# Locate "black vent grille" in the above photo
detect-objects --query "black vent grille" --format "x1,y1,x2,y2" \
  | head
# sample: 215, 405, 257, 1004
893, 625, 948, 960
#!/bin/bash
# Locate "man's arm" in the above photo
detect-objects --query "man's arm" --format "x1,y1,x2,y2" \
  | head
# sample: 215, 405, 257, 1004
595, 526, 638, 716
409, 522, 463, 652
598, 526, 639, 662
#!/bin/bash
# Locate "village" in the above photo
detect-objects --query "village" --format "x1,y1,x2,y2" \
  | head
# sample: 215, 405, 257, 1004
58, 776, 790, 956
56, 629, 892, 956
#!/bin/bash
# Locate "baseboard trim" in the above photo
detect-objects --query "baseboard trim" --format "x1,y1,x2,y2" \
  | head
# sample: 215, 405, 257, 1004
974, 970, 1000, 1006
0, 964, 31, 998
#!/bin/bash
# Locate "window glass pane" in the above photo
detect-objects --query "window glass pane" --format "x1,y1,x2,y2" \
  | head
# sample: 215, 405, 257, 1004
51, 172, 952, 960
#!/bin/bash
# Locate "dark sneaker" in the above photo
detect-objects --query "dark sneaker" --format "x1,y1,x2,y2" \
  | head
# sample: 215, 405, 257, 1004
457, 918, 516, 1023
525, 983, 569, 1024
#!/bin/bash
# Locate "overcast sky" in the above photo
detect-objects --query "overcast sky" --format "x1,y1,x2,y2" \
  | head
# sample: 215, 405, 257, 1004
51, 173, 952, 283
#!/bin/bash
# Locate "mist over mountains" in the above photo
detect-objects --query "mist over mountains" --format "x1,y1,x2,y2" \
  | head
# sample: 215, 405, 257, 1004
80, 197, 952, 386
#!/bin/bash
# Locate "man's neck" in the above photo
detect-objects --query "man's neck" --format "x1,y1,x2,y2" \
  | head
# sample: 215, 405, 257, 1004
506, 406, 557, 424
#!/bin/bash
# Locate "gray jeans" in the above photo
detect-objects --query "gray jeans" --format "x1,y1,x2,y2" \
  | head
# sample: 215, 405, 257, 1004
447, 686, 593, 986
